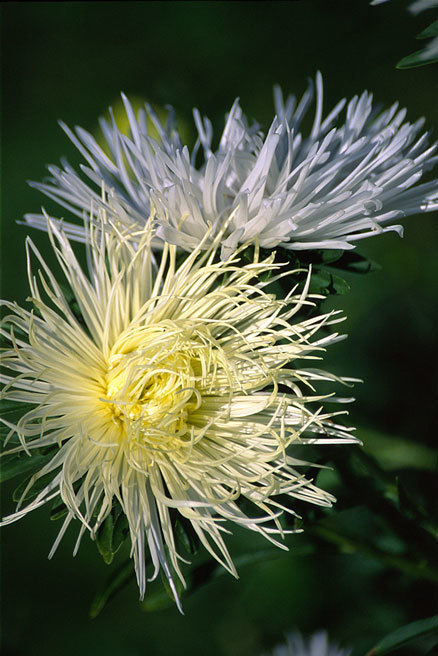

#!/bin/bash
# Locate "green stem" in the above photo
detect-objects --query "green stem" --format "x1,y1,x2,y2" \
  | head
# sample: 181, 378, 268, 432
309, 524, 438, 583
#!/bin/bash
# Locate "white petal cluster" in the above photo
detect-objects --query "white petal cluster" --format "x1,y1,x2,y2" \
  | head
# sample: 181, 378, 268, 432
26, 74, 438, 257
263, 631, 351, 656
1, 214, 356, 609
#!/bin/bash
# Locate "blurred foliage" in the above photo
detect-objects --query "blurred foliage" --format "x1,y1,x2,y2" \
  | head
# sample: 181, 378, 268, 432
1, 2, 438, 656
397, 20, 438, 68
366, 616, 438, 655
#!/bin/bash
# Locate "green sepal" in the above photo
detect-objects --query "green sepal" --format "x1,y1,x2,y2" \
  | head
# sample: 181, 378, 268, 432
95, 504, 130, 565
89, 559, 134, 619
366, 615, 438, 655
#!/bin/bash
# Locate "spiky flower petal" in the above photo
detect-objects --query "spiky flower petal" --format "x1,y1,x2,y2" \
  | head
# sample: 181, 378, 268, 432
26, 74, 438, 257
1, 214, 356, 608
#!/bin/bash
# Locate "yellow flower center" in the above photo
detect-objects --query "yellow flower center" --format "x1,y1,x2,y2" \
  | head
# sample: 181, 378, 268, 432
102, 324, 207, 456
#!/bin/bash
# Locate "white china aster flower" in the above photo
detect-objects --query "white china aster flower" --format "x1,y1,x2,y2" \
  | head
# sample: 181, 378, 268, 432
1, 213, 356, 608
25, 74, 438, 257
263, 631, 351, 656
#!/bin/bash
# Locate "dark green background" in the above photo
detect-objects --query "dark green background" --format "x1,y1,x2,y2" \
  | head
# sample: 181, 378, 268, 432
1, 2, 437, 655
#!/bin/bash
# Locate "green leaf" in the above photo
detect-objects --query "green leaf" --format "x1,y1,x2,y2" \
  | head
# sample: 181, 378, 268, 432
50, 500, 69, 521
330, 250, 381, 274
278, 247, 380, 275
359, 426, 437, 472
96, 513, 116, 564
366, 615, 438, 655
397, 470, 438, 525
0, 400, 35, 419
141, 571, 185, 612
12, 469, 55, 502
319, 249, 344, 265
96, 505, 129, 565
397, 21, 438, 69
143, 547, 290, 612
187, 547, 290, 597
89, 559, 134, 619
309, 269, 350, 296
310, 519, 438, 584
328, 447, 438, 574
174, 516, 200, 556
397, 50, 438, 69
140, 584, 176, 612
418, 21, 438, 40
0, 451, 53, 483
111, 510, 130, 551
0, 401, 38, 447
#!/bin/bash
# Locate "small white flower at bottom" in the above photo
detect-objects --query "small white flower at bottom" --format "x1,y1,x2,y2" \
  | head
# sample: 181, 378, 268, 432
263, 631, 351, 656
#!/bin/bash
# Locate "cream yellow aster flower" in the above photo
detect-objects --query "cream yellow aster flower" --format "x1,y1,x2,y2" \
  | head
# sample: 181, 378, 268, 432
1, 214, 356, 609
